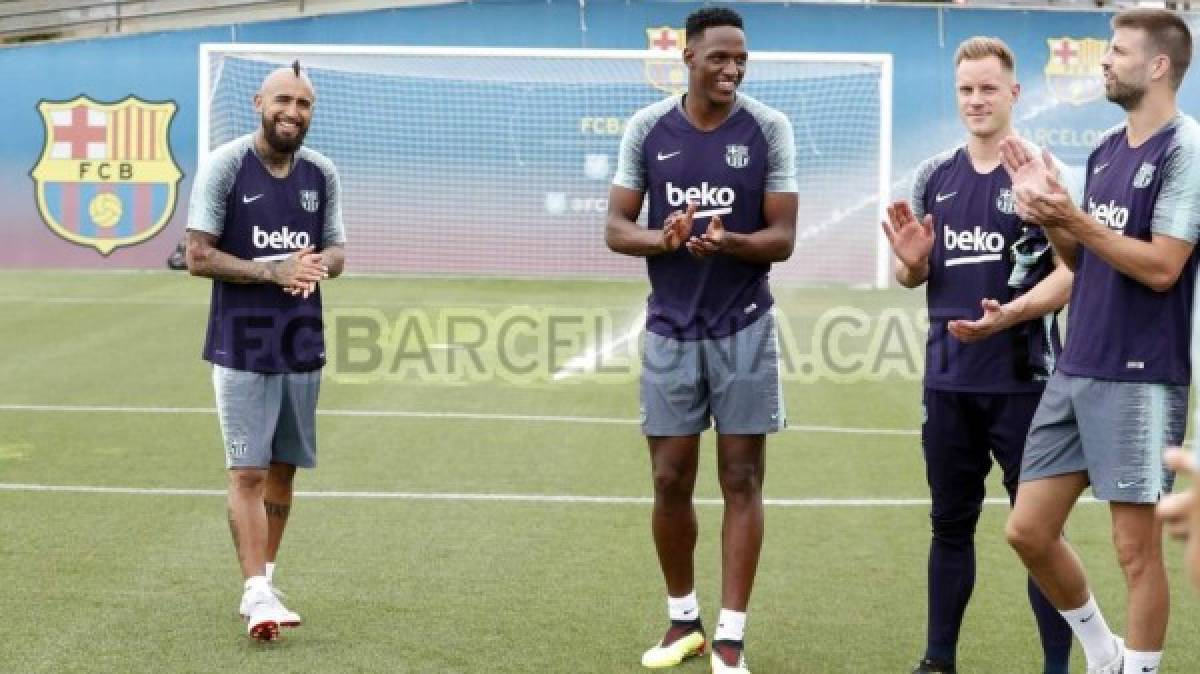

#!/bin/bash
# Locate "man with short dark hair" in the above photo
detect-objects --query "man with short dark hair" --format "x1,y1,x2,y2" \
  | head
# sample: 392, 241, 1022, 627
1002, 9, 1200, 673
607, 7, 797, 673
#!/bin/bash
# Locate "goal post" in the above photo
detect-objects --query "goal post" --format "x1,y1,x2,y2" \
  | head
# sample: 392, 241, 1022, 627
199, 44, 892, 286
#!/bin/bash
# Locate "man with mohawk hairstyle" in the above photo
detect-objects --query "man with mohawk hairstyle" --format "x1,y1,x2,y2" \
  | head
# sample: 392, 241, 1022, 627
186, 60, 346, 641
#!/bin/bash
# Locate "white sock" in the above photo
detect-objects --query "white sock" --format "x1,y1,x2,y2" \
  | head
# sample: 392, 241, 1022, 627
265, 562, 276, 583
667, 591, 700, 623
714, 609, 746, 642
243, 575, 269, 594
1124, 650, 1161, 674
1060, 595, 1118, 667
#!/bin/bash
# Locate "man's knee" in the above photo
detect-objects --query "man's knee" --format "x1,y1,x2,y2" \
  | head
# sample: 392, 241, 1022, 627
1006, 512, 1056, 558
268, 462, 297, 486
229, 468, 267, 491
717, 461, 762, 500
930, 506, 982, 546
653, 464, 695, 501
1113, 526, 1162, 578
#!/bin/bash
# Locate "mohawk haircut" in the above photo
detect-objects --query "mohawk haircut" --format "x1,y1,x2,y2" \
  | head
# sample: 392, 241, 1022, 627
292, 59, 301, 76
685, 7, 744, 44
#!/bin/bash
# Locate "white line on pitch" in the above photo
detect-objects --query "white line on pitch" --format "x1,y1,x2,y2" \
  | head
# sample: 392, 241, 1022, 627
0, 483, 1087, 506
0, 403, 918, 436
553, 310, 644, 381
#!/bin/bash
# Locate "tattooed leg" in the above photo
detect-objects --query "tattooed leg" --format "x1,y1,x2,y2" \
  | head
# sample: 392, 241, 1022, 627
265, 462, 297, 563
227, 506, 245, 569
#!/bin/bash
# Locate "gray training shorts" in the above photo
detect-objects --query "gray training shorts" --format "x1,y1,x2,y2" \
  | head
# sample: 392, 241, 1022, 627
212, 364, 321, 470
1022, 371, 1185, 503
640, 311, 786, 436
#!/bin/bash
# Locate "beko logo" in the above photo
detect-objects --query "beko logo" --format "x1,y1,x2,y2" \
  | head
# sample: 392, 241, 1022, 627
1087, 197, 1129, 231
253, 225, 311, 250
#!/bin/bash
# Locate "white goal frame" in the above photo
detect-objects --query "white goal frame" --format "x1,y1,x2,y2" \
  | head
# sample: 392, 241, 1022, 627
199, 44, 893, 287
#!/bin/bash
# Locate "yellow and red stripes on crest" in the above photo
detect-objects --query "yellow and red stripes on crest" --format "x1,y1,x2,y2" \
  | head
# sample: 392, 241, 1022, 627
105, 106, 166, 161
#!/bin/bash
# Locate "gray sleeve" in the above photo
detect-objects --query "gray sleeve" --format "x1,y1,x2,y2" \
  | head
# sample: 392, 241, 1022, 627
762, 111, 798, 193
909, 156, 940, 221
1152, 121, 1200, 243
186, 142, 245, 237
611, 108, 651, 191
739, 97, 797, 193
909, 148, 964, 220
299, 148, 347, 246
323, 164, 346, 246
612, 99, 675, 192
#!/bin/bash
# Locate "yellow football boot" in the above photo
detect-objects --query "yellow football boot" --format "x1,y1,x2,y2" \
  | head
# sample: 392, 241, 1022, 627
641, 622, 706, 668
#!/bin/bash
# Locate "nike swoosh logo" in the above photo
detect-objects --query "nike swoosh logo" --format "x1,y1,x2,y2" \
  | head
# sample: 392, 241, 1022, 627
935, 192, 956, 202
1143, 668, 1157, 673
657, 151, 681, 161
1080, 612, 1095, 623
1117, 480, 1137, 489
243, 194, 264, 203
1093, 163, 1109, 175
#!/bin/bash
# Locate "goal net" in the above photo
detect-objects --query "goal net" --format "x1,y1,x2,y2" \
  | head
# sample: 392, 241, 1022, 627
200, 45, 892, 286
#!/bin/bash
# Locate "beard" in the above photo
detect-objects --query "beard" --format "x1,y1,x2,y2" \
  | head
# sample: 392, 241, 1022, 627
261, 113, 307, 154
1105, 77, 1146, 111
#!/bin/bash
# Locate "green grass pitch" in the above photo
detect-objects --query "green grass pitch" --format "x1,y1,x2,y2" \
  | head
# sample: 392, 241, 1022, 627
1, 270, 1197, 672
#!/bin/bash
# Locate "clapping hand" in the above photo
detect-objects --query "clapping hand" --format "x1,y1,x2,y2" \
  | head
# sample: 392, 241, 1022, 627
882, 200, 934, 271
661, 202, 696, 253
948, 298, 1014, 343
999, 139, 1075, 229
1157, 448, 1200, 590
686, 212, 725, 258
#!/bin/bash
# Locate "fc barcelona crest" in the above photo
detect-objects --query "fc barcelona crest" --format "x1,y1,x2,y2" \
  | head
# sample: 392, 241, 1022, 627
300, 190, 319, 213
1133, 162, 1156, 189
1044, 37, 1107, 106
644, 26, 688, 95
996, 188, 1016, 215
30, 95, 181, 255
725, 144, 750, 169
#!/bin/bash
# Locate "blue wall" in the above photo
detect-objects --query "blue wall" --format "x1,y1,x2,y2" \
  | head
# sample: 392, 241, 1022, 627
1, 0, 1176, 267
